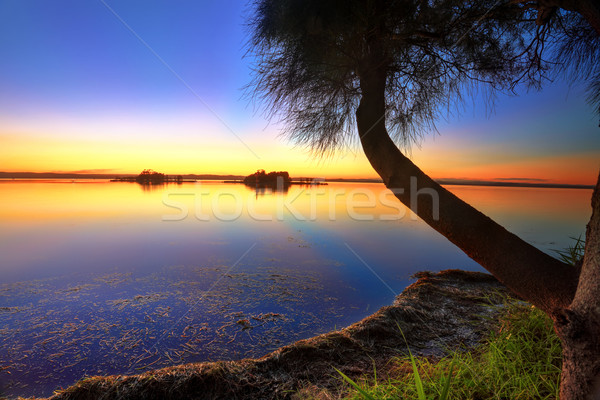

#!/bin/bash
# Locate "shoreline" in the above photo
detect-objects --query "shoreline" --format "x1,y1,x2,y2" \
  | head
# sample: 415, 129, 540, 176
0, 173, 594, 189
44, 270, 515, 400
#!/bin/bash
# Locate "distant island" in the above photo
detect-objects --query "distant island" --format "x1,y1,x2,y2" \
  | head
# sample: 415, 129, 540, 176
223, 169, 327, 188
243, 170, 291, 187
110, 169, 191, 184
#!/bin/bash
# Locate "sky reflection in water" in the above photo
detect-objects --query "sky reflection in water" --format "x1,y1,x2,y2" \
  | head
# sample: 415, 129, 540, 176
0, 180, 592, 398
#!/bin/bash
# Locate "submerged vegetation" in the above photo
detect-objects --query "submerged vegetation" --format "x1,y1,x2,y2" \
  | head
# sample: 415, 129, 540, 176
36, 271, 515, 400
0, 259, 350, 399
2, 242, 579, 398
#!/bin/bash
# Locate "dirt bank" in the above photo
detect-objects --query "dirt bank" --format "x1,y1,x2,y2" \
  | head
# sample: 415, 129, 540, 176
44, 270, 514, 400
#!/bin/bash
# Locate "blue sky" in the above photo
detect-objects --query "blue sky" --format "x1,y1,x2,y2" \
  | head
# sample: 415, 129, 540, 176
0, 1, 249, 119
0, 0, 598, 183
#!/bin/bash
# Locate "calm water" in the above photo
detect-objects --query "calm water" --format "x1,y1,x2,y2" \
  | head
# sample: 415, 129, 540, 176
0, 180, 592, 398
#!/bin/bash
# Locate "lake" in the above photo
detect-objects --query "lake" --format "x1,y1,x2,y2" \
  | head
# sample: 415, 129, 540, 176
0, 180, 592, 398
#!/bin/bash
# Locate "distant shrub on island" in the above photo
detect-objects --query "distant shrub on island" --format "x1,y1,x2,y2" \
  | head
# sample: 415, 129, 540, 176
110, 169, 184, 184
136, 169, 166, 184
243, 169, 291, 187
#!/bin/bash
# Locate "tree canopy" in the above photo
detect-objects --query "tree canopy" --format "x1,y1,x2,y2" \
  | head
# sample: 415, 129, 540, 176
247, 0, 599, 152
246, 1, 600, 397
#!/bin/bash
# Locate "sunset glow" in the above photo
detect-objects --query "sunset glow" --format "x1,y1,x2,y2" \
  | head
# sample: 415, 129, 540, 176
0, 1, 598, 183
2, 2, 599, 397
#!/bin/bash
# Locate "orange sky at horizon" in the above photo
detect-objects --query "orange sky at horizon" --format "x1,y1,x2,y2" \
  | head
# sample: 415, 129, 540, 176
1, 2, 598, 187
1, 126, 597, 185
0, 82, 597, 186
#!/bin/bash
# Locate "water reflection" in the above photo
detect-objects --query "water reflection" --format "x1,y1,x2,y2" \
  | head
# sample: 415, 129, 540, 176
243, 182, 329, 197
137, 181, 182, 193
244, 182, 290, 196
0, 180, 593, 398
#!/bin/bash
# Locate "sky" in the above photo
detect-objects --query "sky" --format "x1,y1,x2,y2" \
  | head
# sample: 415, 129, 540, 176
0, 0, 598, 184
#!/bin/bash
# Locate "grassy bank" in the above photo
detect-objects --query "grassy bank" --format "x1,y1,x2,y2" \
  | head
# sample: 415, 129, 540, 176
338, 300, 562, 400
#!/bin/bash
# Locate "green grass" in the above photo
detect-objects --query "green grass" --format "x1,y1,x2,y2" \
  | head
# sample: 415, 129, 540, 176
340, 301, 562, 400
552, 234, 585, 266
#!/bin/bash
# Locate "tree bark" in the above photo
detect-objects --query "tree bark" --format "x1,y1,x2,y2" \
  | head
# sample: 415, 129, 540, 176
355, 64, 580, 314
555, 173, 600, 400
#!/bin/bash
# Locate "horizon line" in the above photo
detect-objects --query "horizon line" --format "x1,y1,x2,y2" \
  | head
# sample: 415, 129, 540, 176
0, 171, 594, 189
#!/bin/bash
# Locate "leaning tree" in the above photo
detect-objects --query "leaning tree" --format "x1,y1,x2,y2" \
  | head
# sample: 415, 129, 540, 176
245, 0, 599, 398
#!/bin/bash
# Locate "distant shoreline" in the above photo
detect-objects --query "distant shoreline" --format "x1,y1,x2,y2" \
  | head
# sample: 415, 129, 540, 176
327, 177, 595, 189
0, 172, 594, 189
436, 179, 594, 190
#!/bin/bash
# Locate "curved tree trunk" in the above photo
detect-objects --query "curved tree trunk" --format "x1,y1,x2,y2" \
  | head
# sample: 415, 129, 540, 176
356, 62, 600, 398
555, 174, 600, 400
355, 64, 579, 314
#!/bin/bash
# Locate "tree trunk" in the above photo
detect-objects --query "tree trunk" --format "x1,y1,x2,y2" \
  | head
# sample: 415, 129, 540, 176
355, 64, 580, 314
555, 173, 600, 400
